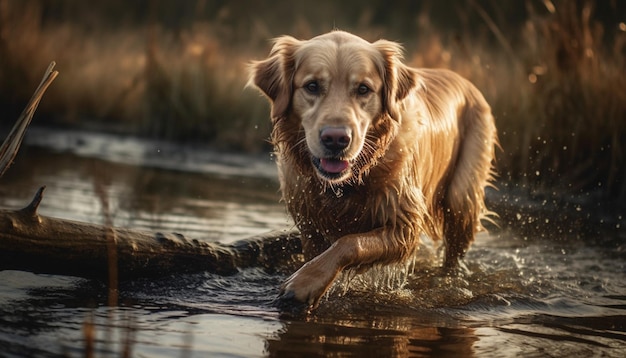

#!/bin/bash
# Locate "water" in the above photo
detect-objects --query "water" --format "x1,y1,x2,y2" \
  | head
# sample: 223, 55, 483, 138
0, 128, 624, 357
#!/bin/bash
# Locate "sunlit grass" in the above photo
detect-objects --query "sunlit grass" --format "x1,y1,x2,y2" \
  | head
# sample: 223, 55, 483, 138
494, 1, 625, 198
0, 1, 271, 151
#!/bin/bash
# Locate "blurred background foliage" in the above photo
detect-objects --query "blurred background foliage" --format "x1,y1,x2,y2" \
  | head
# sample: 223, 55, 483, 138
0, 0, 624, 203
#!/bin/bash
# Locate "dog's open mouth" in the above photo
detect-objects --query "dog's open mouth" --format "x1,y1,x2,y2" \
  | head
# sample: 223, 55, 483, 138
312, 157, 351, 180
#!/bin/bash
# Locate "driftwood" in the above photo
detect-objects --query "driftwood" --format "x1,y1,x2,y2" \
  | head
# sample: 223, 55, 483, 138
0, 186, 303, 280
0, 62, 304, 281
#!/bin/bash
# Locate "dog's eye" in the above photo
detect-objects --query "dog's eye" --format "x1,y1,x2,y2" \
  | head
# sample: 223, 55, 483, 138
357, 84, 371, 96
304, 81, 320, 95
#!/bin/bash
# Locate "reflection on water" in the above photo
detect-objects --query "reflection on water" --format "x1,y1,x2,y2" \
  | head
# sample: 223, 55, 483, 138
0, 128, 625, 357
0, 134, 289, 240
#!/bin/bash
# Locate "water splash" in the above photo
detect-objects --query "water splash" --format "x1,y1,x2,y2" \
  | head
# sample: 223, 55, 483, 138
325, 238, 440, 303
317, 233, 548, 311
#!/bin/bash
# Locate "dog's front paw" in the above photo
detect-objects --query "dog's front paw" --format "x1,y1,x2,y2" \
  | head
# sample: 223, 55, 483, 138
277, 256, 341, 310
273, 290, 311, 318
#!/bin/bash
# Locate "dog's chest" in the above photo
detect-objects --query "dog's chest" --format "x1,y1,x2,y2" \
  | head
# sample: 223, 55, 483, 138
284, 178, 380, 242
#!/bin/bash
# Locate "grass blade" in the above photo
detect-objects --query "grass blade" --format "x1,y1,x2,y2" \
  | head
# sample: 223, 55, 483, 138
0, 61, 58, 177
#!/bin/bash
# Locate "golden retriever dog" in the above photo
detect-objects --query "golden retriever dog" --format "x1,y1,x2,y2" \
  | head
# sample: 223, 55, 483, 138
249, 30, 497, 309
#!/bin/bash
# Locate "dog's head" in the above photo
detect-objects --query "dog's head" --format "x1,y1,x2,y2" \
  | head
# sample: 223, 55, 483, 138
249, 31, 416, 185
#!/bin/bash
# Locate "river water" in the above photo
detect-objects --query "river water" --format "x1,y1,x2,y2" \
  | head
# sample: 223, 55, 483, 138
0, 128, 624, 357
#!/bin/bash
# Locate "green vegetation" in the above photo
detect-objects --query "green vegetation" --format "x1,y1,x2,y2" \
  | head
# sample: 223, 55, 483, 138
0, 0, 624, 202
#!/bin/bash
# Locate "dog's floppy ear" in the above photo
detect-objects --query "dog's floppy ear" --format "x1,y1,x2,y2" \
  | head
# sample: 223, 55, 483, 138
248, 36, 300, 121
373, 40, 417, 120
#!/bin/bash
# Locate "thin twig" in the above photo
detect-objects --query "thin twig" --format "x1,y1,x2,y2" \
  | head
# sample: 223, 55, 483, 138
18, 185, 46, 218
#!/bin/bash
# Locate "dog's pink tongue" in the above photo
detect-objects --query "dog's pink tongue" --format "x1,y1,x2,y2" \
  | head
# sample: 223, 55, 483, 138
320, 158, 349, 173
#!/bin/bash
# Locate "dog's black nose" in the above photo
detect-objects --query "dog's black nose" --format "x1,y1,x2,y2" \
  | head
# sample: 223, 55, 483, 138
320, 127, 351, 152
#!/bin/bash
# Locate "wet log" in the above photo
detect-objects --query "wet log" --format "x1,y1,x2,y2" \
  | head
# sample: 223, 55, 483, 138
0, 186, 303, 280
0, 62, 303, 281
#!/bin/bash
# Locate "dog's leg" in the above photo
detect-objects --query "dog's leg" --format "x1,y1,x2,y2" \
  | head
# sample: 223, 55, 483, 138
442, 206, 475, 269
279, 227, 399, 308
442, 104, 496, 269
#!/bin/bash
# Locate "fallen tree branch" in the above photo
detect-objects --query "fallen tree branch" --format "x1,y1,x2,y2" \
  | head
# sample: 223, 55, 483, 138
0, 187, 303, 280
0, 62, 58, 177
0, 62, 304, 280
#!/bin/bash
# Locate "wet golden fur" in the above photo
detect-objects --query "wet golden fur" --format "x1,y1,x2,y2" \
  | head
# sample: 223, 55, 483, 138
249, 31, 497, 308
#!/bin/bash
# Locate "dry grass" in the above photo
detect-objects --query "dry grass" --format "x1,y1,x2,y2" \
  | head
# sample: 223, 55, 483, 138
494, 1, 626, 198
0, 0, 271, 151
398, 1, 626, 201
1, 0, 624, 201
